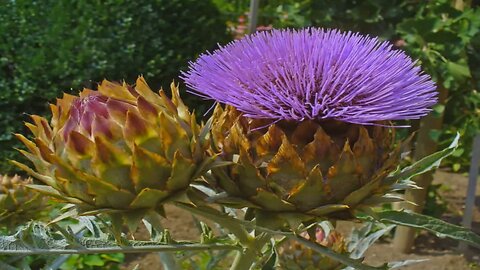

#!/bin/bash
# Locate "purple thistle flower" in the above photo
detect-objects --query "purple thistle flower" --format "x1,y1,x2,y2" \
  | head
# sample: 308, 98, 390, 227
182, 28, 437, 124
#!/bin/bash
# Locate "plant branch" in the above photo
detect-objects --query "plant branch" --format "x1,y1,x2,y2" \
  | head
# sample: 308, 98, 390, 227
230, 233, 270, 270
174, 203, 384, 270
144, 212, 180, 270
175, 203, 252, 245
290, 235, 388, 270
0, 243, 240, 255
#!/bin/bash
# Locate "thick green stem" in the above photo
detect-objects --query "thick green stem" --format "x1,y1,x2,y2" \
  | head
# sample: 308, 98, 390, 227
175, 203, 251, 245
231, 246, 258, 270
175, 203, 270, 270
230, 234, 270, 270
0, 244, 240, 255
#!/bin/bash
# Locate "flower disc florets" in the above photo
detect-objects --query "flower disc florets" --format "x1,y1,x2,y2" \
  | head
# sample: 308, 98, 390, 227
183, 28, 436, 124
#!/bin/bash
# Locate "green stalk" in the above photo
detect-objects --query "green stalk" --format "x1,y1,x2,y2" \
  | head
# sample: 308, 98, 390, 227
175, 203, 269, 270
0, 243, 240, 255
231, 245, 258, 270
174, 203, 251, 244
174, 203, 388, 270
230, 234, 270, 270
145, 212, 180, 270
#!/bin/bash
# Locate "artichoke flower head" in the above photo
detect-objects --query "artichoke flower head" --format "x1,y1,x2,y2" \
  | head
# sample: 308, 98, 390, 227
183, 28, 437, 228
14, 77, 211, 227
0, 174, 45, 229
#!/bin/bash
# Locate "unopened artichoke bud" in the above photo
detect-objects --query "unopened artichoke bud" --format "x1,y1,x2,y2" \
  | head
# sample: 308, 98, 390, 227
14, 77, 211, 220
0, 174, 44, 228
183, 28, 437, 225
278, 228, 346, 270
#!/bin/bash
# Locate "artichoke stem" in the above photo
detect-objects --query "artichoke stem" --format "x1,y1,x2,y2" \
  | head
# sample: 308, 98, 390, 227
105, 213, 127, 246
175, 203, 252, 244
174, 203, 270, 269
230, 234, 270, 270
231, 246, 257, 270
145, 212, 180, 270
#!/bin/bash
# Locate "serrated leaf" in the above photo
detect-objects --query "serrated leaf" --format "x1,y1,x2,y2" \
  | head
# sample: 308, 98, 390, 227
384, 133, 459, 184
374, 210, 480, 248
49, 207, 79, 224
388, 259, 428, 269
293, 235, 389, 270
78, 216, 102, 238
349, 224, 395, 259
261, 245, 278, 270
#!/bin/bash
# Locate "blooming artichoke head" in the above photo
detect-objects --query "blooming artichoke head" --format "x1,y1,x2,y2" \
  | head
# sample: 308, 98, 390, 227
0, 174, 45, 229
183, 28, 437, 225
14, 77, 211, 218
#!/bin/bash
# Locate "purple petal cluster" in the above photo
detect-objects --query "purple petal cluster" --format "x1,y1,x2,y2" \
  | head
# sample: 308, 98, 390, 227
182, 28, 437, 124
62, 95, 109, 140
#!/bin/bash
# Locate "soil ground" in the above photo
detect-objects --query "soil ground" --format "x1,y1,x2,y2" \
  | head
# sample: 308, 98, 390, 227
121, 170, 480, 270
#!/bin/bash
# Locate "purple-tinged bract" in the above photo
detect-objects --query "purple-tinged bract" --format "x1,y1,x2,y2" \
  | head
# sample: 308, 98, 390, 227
182, 28, 437, 124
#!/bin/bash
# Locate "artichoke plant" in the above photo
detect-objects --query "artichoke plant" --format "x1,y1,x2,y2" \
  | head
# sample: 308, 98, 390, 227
0, 174, 44, 229
183, 28, 437, 226
278, 227, 346, 270
13, 77, 211, 223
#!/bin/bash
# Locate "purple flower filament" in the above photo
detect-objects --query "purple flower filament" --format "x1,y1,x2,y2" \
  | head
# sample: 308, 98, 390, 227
182, 28, 437, 125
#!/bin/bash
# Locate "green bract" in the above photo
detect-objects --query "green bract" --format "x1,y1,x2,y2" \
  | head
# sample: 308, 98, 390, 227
0, 174, 44, 229
208, 106, 406, 227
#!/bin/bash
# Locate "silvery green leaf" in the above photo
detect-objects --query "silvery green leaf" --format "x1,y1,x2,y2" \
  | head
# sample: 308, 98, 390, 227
388, 259, 429, 269
261, 244, 278, 270
374, 210, 480, 248
142, 218, 162, 242
191, 184, 218, 197
349, 225, 395, 259
294, 235, 389, 270
384, 133, 459, 184
48, 207, 78, 224
78, 216, 104, 238
347, 222, 373, 253
390, 180, 422, 190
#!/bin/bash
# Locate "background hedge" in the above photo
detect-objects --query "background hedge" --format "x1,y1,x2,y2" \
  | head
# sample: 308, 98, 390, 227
0, 0, 229, 173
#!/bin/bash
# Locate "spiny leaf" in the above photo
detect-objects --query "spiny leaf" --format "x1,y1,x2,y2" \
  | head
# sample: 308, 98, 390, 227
292, 234, 389, 270
78, 216, 103, 238
384, 133, 459, 184
348, 224, 395, 259
373, 210, 480, 249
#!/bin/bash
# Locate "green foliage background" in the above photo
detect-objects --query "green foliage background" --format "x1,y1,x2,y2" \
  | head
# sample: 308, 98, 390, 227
0, 0, 228, 173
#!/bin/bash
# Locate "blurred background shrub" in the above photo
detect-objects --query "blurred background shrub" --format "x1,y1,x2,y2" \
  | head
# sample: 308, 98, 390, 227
0, 0, 228, 173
